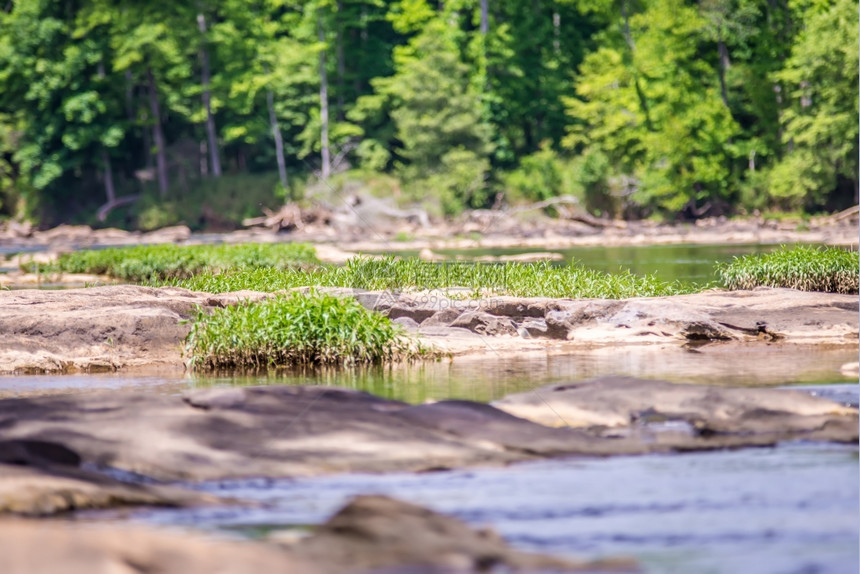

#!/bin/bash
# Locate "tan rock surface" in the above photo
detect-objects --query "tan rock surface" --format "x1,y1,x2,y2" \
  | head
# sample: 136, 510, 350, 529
0, 285, 854, 374
0, 495, 635, 573
0, 380, 854, 485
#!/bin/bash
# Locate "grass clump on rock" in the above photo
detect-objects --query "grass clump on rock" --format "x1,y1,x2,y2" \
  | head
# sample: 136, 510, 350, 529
25, 242, 318, 282
185, 291, 420, 370
717, 245, 859, 294
171, 257, 696, 299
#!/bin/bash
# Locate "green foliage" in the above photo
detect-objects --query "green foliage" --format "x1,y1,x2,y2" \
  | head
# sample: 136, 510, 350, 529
26, 242, 318, 282
169, 256, 698, 299
0, 0, 856, 226
565, 0, 740, 217
717, 245, 859, 293
185, 291, 420, 370
124, 172, 285, 232
357, 14, 494, 214
767, 0, 859, 210
504, 144, 565, 203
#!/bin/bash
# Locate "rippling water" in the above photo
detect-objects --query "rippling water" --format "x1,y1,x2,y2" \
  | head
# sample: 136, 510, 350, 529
111, 437, 858, 574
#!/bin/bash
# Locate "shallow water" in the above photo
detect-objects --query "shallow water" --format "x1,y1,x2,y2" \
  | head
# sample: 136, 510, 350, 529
8, 363, 858, 573
1, 344, 855, 402
102, 433, 859, 574
378, 243, 792, 284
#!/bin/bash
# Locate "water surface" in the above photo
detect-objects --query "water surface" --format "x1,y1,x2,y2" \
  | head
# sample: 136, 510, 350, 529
106, 436, 859, 574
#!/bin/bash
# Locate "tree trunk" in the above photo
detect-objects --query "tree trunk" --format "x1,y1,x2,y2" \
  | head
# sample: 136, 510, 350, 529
552, 11, 560, 54
198, 13, 222, 177
480, 0, 489, 34
267, 88, 289, 190
335, 0, 346, 121
318, 13, 331, 181
101, 149, 116, 204
146, 67, 169, 197
717, 32, 730, 108
621, 0, 653, 131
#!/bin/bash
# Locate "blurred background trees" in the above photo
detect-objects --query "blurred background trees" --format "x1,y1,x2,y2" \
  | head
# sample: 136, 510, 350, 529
0, 0, 856, 229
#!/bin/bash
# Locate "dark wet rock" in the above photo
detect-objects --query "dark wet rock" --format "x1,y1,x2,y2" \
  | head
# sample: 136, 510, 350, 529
387, 302, 439, 324
519, 318, 548, 337
545, 309, 576, 339
420, 307, 464, 328
0, 438, 219, 516
450, 311, 518, 336
291, 495, 638, 573
481, 297, 549, 319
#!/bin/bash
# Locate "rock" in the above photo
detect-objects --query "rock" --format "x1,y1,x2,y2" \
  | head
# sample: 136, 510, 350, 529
840, 362, 859, 377
0, 438, 219, 516
141, 225, 192, 243
291, 495, 636, 573
0, 518, 315, 574
420, 307, 464, 328
392, 316, 421, 331
545, 309, 576, 339
0, 380, 855, 487
0, 285, 208, 373
492, 376, 859, 441
0, 286, 855, 372
0, 494, 635, 573
520, 318, 548, 337
450, 311, 518, 336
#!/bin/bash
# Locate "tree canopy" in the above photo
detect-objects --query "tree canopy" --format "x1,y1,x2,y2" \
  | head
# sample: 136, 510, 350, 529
0, 0, 855, 227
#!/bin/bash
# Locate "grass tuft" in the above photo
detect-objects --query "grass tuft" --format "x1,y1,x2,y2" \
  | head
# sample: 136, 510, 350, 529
23, 243, 318, 282
185, 291, 422, 370
717, 245, 859, 293
168, 256, 697, 299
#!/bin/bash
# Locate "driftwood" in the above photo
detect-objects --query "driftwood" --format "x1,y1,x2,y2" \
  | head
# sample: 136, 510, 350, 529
242, 203, 333, 232
96, 195, 140, 222
828, 205, 859, 223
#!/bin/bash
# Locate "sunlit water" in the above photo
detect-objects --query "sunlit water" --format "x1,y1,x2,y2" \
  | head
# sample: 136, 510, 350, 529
377, 243, 794, 284
97, 436, 858, 574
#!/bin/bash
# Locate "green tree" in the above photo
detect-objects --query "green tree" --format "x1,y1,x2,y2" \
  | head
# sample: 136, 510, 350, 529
768, 0, 859, 209
565, 0, 740, 217
358, 8, 493, 213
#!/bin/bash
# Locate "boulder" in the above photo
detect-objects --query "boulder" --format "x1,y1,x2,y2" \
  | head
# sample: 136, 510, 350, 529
291, 495, 636, 573
450, 311, 518, 336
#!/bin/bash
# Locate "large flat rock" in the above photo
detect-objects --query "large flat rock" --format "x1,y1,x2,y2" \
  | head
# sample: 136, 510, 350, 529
0, 285, 855, 374
0, 379, 854, 487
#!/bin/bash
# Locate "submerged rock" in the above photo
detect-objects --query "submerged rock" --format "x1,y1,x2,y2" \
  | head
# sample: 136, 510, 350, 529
0, 494, 637, 573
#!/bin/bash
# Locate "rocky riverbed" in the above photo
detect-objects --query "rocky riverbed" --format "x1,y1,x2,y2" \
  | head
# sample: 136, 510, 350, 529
0, 284, 854, 375
0, 280, 857, 573
0, 376, 856, 571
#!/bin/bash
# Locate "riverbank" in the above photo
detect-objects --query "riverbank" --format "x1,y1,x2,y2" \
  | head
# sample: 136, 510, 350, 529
0, 209, 856, 258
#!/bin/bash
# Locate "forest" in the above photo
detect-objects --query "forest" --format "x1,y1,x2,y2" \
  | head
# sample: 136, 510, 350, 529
0, 0, 857, 230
